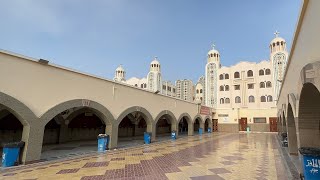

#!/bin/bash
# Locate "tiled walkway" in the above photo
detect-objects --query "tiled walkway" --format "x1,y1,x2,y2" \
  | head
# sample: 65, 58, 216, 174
0, 133, 289, 180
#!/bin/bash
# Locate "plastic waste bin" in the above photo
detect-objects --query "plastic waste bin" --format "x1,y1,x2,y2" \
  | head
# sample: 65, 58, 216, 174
97, 134, 109, 152
208, 128, 212, 133
299, 147, 320, 180
199, 128, 203, 135
2, 141, 25, 167
281, 133, 288, 147
144, 132, 151, 144
171, 131, 177, 140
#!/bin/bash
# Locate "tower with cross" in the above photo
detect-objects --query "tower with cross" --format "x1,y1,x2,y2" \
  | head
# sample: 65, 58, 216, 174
205, 43, 221, 108
269, 31, 289, 100
147, 56, 162, 93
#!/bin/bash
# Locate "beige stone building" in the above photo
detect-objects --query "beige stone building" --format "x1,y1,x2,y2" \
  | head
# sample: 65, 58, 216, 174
199, 34, 288, 132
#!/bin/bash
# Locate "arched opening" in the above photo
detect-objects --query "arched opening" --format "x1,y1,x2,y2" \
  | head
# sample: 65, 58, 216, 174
298, 83, 320, 147
247, 70, 253, 77
193, 118, 201, 133
118, 111, 148, 147
249, 95, 255, 103
204, 118, 211, 132
234, 72, 240, 78
225, 98, 230, 104
259, 69, 264, 76
287, 104, 298, 155
41, 107, 107, 161
235, 96, 241, 103
0, 109, 23, 162
225, 85, 229, 91
155, 112, 175, 140
178, 117, 189, 136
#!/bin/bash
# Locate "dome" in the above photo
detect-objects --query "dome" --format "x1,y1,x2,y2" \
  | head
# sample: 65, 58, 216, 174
270, 31, 286, 45
270, 37, 286, 45
207, 44, 219, 55
116, 65, 125, 72
207, 48, 219, 55
151, 57, 160, 65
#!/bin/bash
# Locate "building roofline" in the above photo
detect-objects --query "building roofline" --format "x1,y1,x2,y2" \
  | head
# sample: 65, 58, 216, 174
0, 49, 202, 106
277, 0, 309, 104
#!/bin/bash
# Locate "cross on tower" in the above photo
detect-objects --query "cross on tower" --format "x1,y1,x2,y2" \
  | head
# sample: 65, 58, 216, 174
211, 43, 215, 50
274, 31, 280, 37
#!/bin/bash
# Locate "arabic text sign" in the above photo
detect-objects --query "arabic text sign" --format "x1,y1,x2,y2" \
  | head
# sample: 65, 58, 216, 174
200, 106, 211, 115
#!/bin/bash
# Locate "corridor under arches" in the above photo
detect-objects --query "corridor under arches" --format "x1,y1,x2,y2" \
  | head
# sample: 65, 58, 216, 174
117, 111, 149, 148
155, 113, 176, 140
0, 109, 23, 162
298, 83, 320, 148
41, 107, 107, 161
193, 118, 201, 133
178, 117, 189, 135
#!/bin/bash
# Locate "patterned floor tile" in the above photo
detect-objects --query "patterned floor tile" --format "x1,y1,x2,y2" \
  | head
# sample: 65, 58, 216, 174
0, 133, 291, 180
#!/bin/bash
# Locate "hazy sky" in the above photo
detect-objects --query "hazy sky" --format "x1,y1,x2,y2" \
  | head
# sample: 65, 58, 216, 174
0, 0, 301, 83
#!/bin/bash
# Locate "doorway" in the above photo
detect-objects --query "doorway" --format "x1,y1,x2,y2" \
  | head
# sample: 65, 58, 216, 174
239, 118, 247, 131
269, 117, 278, 132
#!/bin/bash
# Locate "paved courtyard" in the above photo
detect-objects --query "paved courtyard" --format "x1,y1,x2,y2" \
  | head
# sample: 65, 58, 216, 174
0, 133, 290, 180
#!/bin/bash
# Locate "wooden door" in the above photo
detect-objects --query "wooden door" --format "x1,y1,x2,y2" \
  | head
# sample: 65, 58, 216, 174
213, 119, 218, 132
269, 117, 278, 132
239, 118, 247, 131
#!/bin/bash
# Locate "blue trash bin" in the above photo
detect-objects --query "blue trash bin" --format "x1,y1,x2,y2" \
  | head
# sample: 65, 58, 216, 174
171, 131, 177, 140
299, 147, 320, 180
144, 132, 151, 144
208, 128, 212, 133
97, 134, 109, 152
2, 141, 25, 167
199, 128, 203, 135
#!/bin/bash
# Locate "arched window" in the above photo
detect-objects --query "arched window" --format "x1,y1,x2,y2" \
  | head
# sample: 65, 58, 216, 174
260, 82, 265, 88
220, 85, 224, 91
225, 98, 230, 104
247, 70, 253, 77
249, 96, 255, 103
261, 96, 266, 102
200, 97, 203, 101
266, 81, 272, 88
225, 74, 229, 79
219, 74, 224, 80
235, 96, 241, 103
196, 89, 199, 94
267, 95, 273, 102
234, 72, 240, 78
220, 98, 224, 104
200, 89, 203, 93
225, 85, 229, 91
265, 69, 271, 75
259, 69, 264, 76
